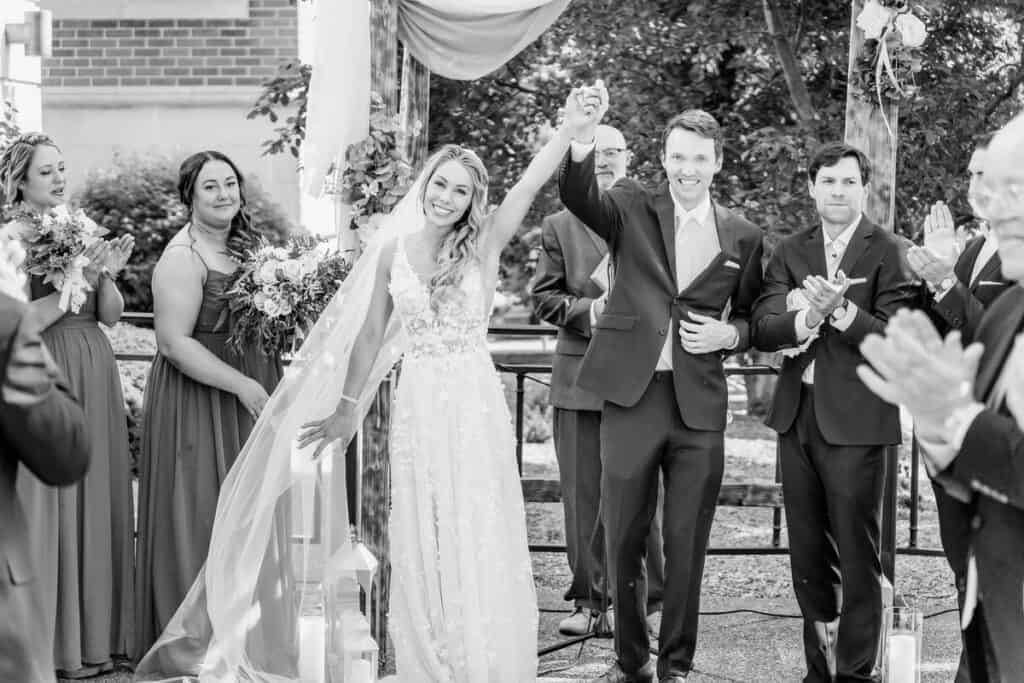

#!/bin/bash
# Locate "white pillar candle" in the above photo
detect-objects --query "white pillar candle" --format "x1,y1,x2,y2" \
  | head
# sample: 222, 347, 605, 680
886, 632, 917, 683
298, 614, 326, 683
348, 658, 374, 682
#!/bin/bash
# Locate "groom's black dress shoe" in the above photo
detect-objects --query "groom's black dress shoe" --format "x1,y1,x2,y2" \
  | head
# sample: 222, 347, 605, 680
591, 659, 656, 682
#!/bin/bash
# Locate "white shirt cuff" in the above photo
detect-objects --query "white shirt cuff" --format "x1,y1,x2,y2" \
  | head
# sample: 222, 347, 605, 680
830, 300, 858, 330
570, 140, 596, 162
724, 325, 739, 350
589, 298, 600, 327
794, 308, 818, 342
933, 285, 953, 303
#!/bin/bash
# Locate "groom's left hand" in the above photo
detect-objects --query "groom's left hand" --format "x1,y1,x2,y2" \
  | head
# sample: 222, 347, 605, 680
679, 312, 738, 354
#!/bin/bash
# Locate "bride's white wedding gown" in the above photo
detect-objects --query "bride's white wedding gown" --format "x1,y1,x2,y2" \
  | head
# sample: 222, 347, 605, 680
383, 237, 538, 682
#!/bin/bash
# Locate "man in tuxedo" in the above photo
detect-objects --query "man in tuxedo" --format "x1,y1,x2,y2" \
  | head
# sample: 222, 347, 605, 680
532, 124, 665, 637
904, 135, 1013, 683
752, 143, 918, 682
0, 291, 90, 681
560, 86, 764, 683
859, 112, 1024, 682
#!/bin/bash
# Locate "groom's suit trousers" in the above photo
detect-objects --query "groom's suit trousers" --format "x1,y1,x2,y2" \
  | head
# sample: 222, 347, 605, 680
600, 372, 724, 677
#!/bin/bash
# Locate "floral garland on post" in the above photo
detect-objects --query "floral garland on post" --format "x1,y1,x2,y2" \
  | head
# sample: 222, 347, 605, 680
339, 93, 420, 247
852, 0, 929, 135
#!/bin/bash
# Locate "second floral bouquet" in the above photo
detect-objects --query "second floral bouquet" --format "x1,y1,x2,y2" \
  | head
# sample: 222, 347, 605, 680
220, 237, 352, 357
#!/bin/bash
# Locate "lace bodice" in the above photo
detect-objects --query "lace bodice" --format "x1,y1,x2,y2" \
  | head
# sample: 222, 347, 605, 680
389, 237, 489, 359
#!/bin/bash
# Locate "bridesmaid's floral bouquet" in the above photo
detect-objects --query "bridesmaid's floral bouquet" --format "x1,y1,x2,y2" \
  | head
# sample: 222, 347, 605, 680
0, 234, 27, 301
221, 237, 352, 356
5, 205, 108, 313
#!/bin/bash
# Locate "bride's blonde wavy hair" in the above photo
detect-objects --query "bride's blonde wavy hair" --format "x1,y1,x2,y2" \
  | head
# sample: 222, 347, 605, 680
418, 145, 488, 308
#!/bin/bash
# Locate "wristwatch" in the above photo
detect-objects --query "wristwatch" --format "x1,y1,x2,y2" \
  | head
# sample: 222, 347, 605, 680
830, 299, 850, 323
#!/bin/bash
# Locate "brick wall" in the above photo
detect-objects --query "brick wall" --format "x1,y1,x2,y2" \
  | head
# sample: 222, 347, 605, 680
41, 0, 297, 88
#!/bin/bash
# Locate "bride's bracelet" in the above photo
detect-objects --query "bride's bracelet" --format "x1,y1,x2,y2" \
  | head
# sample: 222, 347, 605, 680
339, 393, 358, 405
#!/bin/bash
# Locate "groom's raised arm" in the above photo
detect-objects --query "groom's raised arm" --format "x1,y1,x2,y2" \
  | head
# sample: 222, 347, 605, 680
558, 145, 626, 247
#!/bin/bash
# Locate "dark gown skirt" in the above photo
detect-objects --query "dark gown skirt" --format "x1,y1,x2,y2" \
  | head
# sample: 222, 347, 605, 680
133, 269, 296, 675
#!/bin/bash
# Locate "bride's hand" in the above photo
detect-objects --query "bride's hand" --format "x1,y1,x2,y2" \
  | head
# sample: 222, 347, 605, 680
297, 408, 357, 460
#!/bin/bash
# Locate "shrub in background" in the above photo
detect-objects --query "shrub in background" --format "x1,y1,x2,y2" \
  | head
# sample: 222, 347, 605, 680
75, 154, 295, 312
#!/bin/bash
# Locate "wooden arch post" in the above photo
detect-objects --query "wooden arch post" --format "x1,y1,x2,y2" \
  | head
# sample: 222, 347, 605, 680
843, 0, 899, 599
352, 0, 431, 669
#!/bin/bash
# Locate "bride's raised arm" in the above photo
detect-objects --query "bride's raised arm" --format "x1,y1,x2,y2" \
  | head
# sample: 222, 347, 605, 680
483, 88, 597, 255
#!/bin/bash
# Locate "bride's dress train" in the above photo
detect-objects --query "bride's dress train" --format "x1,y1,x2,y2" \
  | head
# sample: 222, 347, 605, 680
382, 236, 538, 682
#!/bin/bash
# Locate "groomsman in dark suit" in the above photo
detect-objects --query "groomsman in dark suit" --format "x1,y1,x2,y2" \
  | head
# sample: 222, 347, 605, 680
0, 291, 90, 681
905, 135, 1013, 683
752, 143, 918, 683
532, 124, 665, 637
561, 86, 764, 683
859, 112, 1024, 682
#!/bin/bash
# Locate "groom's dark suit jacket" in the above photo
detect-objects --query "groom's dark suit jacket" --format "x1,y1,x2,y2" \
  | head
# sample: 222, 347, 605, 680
934, 285, 1024, 676
558, 151, 764, 432
0, 293, 90, 681
753, 219, 916, 445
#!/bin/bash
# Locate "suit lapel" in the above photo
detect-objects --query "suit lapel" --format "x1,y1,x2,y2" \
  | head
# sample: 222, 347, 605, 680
655, 184, 677, 283
975, 288, 1024, 400
713, 203, 739, 258
972, 244, 1001, 289
955, 237, 983, 286
836, 217, 873, 277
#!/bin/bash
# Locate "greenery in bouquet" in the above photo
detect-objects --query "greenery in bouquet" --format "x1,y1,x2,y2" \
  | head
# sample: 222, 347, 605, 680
339, 93, 419, 239
3, 204, 108, 313
851, 0, 931, 104
219, 237, 352, 357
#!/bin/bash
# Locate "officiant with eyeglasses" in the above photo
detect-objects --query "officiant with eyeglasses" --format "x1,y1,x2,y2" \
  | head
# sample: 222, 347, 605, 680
531, 124, 664, 639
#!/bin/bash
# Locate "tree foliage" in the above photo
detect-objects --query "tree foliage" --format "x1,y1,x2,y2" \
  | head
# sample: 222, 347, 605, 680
251, 0, 1024, 295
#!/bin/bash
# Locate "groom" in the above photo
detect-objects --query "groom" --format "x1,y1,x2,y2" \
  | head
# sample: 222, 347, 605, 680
560, 86, 764, 682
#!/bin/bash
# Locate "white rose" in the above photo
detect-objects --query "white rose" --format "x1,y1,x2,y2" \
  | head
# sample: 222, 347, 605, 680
276, 300, 293, 317
257, 260, 279, 285
262, 297, 282, 317
253, 291, 269, 308
856, 0, 893, 40
895, 12, 927, 48
280, 259, 303, 282
298, 256, 319, 277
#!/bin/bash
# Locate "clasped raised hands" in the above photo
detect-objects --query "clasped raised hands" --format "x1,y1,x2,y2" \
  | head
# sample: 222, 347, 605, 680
563, 80, 609, 142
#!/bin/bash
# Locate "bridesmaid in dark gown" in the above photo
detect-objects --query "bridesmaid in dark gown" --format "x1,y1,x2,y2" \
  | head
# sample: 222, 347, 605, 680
133, 151, 294, 671
0, 133, 135, 679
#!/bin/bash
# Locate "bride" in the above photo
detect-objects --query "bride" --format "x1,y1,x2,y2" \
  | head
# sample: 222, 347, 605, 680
135, 88, 602, 682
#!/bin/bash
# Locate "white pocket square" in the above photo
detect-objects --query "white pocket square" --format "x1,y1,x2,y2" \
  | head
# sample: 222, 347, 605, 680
724, 260, 741, 269
978, 280, 1004, 286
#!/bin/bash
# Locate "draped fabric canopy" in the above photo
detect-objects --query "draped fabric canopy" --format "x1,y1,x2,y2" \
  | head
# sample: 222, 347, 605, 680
303, 0, 570, 194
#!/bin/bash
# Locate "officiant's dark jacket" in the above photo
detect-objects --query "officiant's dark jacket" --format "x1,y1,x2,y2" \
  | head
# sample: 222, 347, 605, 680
935, 284, 1024, 677
0, 292, 90, 682
753, 219, 916, 445
531, 209, 608, 411
559, 155, 763, 431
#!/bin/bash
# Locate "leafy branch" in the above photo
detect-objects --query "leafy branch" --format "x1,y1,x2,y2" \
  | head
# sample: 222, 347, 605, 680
247, 59, 312, 158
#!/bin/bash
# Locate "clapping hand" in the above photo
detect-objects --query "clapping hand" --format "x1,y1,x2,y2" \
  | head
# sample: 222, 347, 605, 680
678, 312, 737, 354
102, 234, 135, 276
907, 201, 957, 288
802, 273, 851, 327
857, 310, 983, 467
81, 240, 110, 287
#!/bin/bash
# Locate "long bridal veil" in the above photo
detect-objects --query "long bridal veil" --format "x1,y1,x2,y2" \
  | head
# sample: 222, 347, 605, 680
136, 177, 427, 682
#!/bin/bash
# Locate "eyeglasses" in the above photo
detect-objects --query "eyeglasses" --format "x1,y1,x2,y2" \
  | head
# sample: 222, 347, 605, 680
596, 148, 626, 160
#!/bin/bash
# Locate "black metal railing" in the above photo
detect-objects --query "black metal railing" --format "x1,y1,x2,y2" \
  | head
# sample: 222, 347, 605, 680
112, 314, 942, 570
